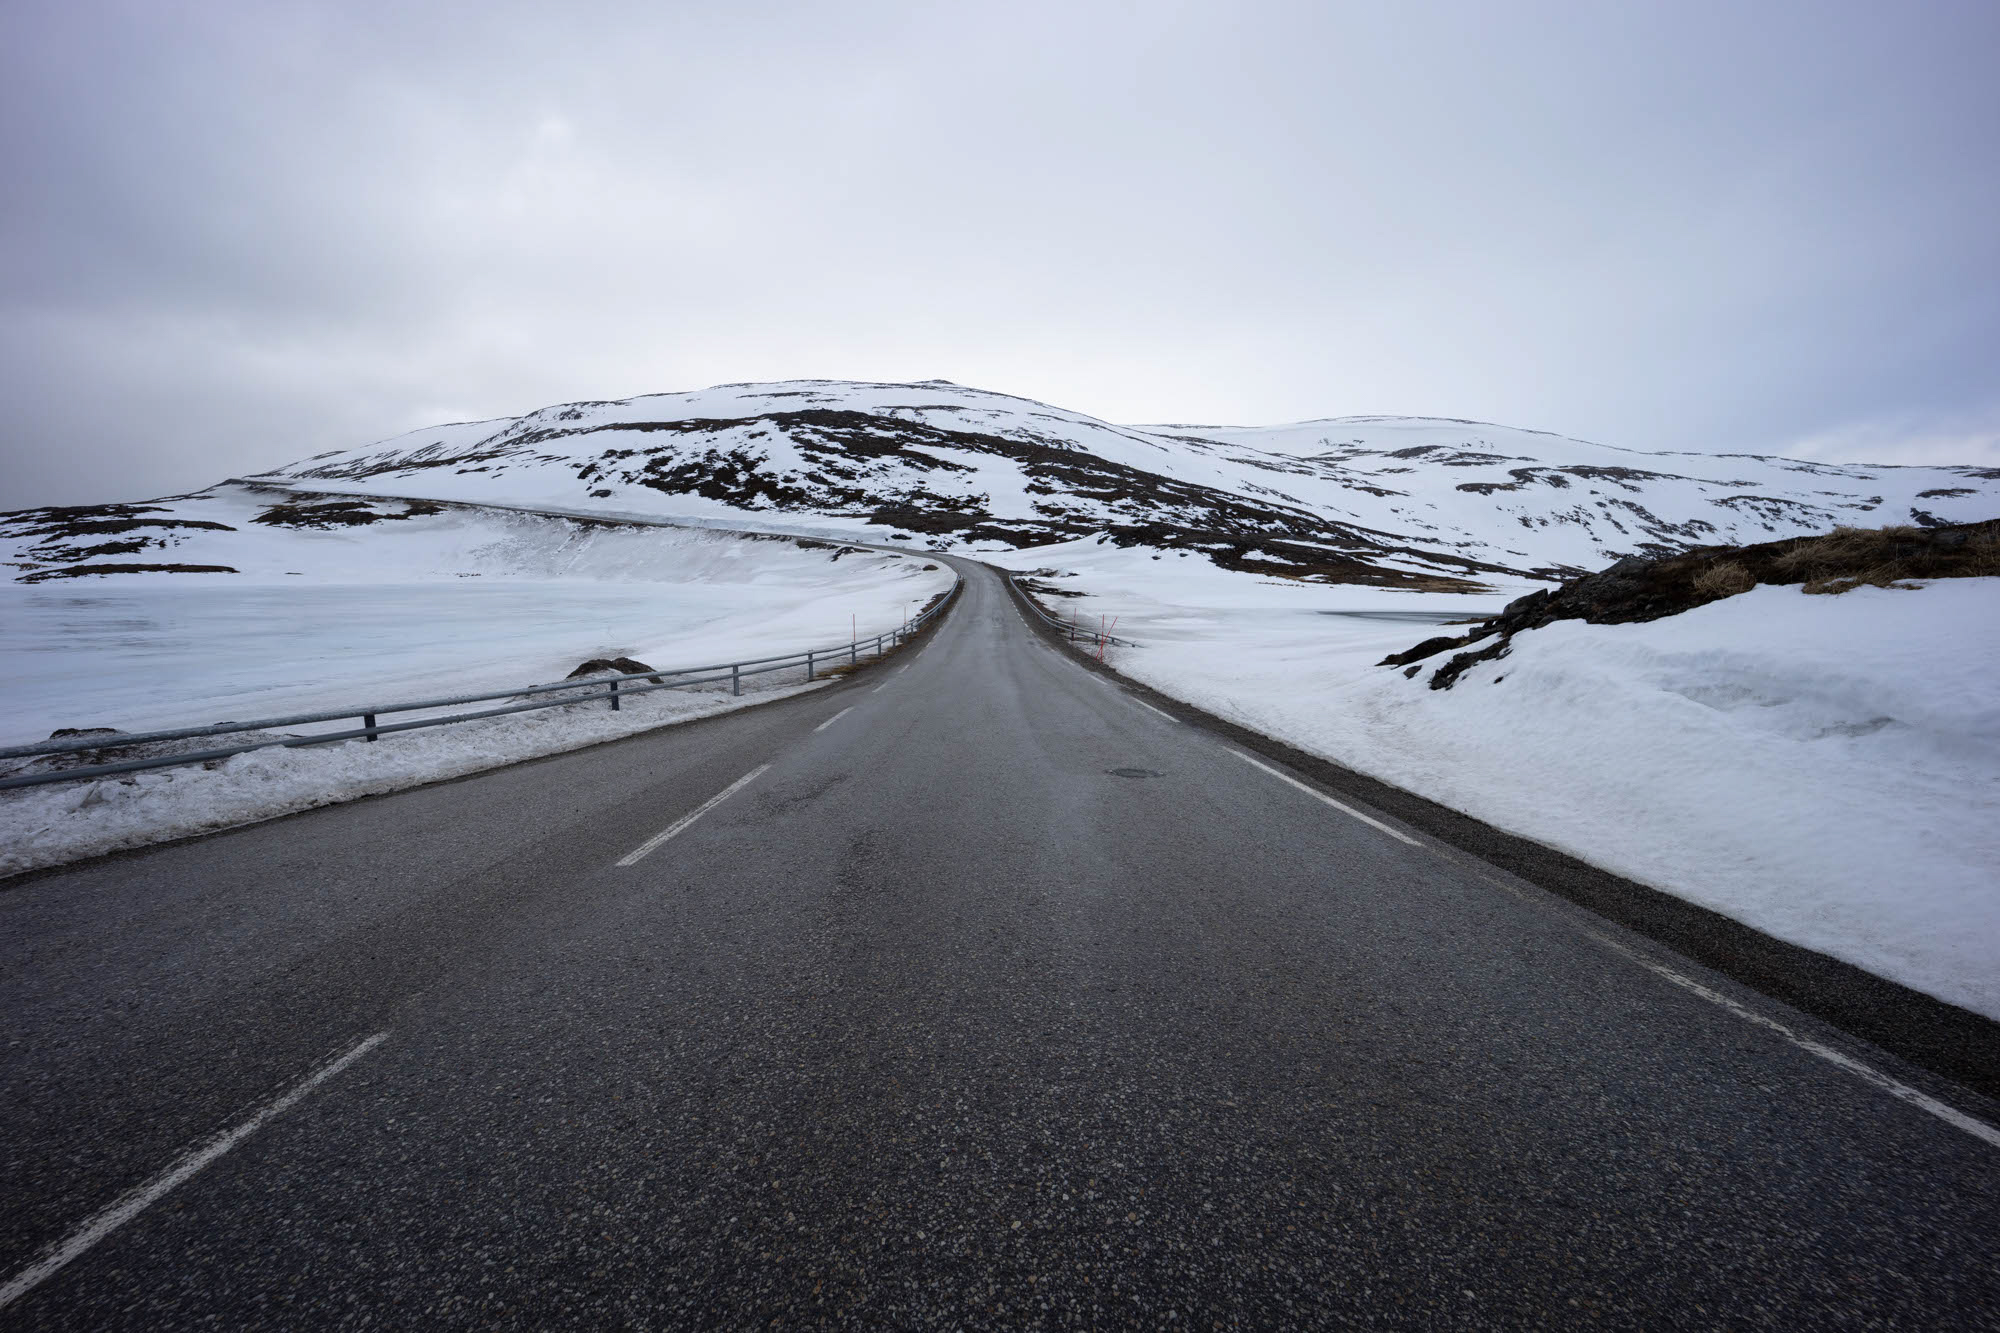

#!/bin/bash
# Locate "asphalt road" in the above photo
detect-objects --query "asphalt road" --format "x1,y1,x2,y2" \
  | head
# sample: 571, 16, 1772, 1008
3, 558, 1998, 1329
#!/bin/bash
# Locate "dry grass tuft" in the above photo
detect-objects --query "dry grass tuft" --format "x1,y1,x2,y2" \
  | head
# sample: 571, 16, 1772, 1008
1801, 567, 1919, 596
1759, 521, 2000, 593
1388, 516, 2000, 687
1773, 526, 1913, 581
1691, 561, 1755, 601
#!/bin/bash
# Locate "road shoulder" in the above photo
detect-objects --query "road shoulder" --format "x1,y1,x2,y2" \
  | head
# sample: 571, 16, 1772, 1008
995, 565, 2000, 1108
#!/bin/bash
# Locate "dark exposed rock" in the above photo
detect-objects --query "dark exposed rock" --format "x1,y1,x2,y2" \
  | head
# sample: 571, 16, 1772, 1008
1377, 632, 1491, 668
1388, 517, 2000, 690
566, 657, 666, 684
280, 404, 1523, 589
19, 563, 238, 583
35, 539, 155, 562
253, 498, 444, 528
1430, 638, 1513, 690
1018, 576, 1086, 599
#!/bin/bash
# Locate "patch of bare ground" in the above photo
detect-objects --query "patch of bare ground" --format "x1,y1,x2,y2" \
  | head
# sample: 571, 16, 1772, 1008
1383, 517, 1999, 690
1771, 522, 2000, 593
19, 563, 239, 583
252, 498, 444, 528
1016, 574, 1085, 600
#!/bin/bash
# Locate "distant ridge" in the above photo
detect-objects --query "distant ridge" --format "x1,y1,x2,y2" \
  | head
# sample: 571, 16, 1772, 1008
243, 379, 2000, 588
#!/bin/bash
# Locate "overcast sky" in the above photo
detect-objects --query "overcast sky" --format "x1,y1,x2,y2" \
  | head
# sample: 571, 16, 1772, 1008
3, 0, 1995, 507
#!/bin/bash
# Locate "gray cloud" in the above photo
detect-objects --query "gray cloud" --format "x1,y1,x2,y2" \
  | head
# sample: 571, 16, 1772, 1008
4, 0, 1996, 506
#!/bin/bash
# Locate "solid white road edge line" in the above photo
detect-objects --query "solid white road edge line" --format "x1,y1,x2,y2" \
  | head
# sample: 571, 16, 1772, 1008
616, 764, 771, 867
1467, 869, 2000, 1152
1228, 750, 1419, 845
1134, 698, 1177, 722
814, 706, 855, 730
0, 1030, 392, 1312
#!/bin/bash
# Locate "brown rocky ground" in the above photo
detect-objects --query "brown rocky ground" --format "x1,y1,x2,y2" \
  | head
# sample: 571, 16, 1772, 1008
1384, 518, 2000, 690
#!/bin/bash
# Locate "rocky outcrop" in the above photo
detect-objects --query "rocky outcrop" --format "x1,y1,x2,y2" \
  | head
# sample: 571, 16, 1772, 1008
1386, 518, 2000, 690
566, 657, 667, 684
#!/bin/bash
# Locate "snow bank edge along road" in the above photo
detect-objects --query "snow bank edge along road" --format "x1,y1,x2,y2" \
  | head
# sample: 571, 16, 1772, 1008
0, 681, 822, 880
0, 494, 956, 879
1, 485, 954, 742
995, 538, 2000, 1024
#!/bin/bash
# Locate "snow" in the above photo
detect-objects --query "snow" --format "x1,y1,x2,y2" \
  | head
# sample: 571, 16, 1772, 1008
248, 378, 2000, 582
0, 486, 952, 743
8, 376, 1996, 1017
0, 488, 951, 876
993, 540, 2000, 1022
0, 679, 819, 880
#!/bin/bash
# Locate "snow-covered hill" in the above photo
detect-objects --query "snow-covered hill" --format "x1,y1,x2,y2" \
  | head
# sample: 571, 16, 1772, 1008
6, 379, 1995, 1006
245, 379, 2000, 588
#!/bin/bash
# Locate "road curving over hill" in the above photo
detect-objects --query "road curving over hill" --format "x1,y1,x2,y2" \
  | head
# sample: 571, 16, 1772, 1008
3, 557, 1997, 1329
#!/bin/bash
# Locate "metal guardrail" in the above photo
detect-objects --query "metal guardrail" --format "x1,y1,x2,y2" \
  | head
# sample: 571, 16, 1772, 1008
1005, 573, 1133, 652
0, 577, 962, 791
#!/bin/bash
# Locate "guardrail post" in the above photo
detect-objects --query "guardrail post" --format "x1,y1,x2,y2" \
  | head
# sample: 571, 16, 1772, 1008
363, 712, 378, 741
806, 649, 815, 681
731, 664, 741, 696
609, 679, 620, 711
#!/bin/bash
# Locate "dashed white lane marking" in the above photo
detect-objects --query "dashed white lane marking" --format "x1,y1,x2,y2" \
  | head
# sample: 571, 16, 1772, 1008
1467, 869, 2000, 1152
616, 765, 771, 867
1228, 749, 1419, 846
814, 706, 855, 731
0, 1030, 392, 1312
872, 667, 909, 693
1133, 698, 1177, 722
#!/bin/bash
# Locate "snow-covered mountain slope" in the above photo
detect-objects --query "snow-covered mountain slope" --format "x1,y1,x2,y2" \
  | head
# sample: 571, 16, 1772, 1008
244, 379, 2000, 588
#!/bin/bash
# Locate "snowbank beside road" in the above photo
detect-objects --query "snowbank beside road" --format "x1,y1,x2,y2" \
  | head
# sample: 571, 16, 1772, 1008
0, 489, 952, 876
996, 540, 2000, 1021
0, 679, 817, 879
1, 486, 951, 743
